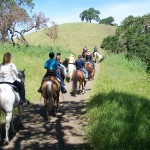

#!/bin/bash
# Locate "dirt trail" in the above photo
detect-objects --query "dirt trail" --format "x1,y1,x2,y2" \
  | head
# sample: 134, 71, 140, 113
0, 64, 99, 150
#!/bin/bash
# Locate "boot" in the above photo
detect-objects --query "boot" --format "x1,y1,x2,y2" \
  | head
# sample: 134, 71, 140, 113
61, 86, 67, 94
19, 90, 29, 107
37, 87, 42, 93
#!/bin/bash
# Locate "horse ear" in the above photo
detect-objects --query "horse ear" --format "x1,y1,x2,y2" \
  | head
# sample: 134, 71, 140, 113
23, 69, 25, 73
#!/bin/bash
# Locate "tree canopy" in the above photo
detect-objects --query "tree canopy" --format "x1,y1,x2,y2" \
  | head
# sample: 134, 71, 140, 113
0, 0, 49, 46
99, 16, 115, 26
101, 14, 150, 72
79, 8, 100, 23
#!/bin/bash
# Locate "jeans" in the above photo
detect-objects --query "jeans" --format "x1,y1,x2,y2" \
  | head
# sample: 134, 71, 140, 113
56, 72, 65, 91
13, 80, 26, 102
79, 68, 88, 78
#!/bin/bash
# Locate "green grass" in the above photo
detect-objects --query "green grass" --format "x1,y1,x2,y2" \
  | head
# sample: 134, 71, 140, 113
85, 54, 150, 150
25, 22, 116, 54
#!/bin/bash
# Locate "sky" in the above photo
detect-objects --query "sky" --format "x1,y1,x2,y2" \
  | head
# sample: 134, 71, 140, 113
33, 0, 150, 25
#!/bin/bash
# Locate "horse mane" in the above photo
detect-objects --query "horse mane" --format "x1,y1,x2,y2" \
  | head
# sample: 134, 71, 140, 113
62, 58, 69, 68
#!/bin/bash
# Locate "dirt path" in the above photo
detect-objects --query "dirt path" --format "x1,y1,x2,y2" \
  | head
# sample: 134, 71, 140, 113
0, 64, 99, 150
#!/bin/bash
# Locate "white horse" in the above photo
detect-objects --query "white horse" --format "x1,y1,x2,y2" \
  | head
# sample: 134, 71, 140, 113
0, 70, 25, 145
93, 52, 104, 63
68, 64, 76, 82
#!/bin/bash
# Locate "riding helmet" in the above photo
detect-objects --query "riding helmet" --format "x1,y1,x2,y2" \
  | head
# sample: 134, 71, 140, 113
49, 52, 55, 58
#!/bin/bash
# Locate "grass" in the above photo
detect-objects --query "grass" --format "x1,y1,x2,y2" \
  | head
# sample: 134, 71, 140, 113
25, 22, 116, 54
85, 54, 150, 150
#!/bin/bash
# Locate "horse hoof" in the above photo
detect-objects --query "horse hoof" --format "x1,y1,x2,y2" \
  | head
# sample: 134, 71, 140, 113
3, 140, 9, 145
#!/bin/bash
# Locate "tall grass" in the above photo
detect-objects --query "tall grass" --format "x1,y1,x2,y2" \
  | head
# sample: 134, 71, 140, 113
85, 54, 150, 150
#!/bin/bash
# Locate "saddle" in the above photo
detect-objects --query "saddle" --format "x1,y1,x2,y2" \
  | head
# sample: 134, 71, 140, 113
42, 75, 60, 99
0, 82, 19, 92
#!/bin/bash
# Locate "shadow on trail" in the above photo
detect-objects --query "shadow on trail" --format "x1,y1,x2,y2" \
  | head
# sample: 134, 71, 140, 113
0, 99, 90, 150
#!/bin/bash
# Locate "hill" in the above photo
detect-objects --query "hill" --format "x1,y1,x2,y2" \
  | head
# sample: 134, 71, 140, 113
25, 22, 116, 53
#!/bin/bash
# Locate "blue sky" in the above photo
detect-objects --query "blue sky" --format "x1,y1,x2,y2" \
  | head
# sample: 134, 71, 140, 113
33, 0, 150, 25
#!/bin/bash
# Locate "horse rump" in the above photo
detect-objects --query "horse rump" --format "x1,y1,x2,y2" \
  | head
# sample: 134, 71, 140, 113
41, 76, 60, 118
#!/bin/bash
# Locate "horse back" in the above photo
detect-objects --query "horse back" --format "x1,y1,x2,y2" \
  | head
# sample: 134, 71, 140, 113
85, 62, 93, 70
0, 84, 20, 111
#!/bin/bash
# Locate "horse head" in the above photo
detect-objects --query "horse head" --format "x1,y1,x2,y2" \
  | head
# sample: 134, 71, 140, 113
62, 58, 69, 68
18, 69, 25, 84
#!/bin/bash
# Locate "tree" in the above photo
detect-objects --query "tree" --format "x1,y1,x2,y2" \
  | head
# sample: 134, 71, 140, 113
79, 8, 100, 23
100, 16, 115, 25
101, 14, 150, 72
45, 22, 58, 48
0, 0, 49, 46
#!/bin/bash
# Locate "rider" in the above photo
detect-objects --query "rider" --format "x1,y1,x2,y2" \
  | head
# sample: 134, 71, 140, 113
85, 49, 95, 69
0, 52, 29, 107
38, 52, 67, 94
93, 46, 98, 53
55, 52, 67, 76
93, 46, 104, 62
74, 55, 88, 81
68, 54, 75, 64
82, 46, 88, 58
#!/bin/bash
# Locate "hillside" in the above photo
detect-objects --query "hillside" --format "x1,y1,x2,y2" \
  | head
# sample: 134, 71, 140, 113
25, 22, 116, 53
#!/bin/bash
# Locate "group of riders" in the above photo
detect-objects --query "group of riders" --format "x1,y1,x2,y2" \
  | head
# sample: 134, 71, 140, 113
0, 46, 102, 107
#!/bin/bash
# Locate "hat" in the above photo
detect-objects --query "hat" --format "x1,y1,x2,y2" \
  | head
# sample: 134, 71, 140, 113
70, 54, 73, 57
87, 49, 90, 52
78, 55, 82, 58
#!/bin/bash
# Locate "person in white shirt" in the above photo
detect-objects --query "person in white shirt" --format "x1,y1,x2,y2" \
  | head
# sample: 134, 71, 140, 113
0, 52, 29, 107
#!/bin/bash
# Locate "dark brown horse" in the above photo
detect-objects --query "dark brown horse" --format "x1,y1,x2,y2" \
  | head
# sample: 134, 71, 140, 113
42, 75, 60, 119
82, 50, 87, 60
72, 70, 87, 96
85, 62, 95, 80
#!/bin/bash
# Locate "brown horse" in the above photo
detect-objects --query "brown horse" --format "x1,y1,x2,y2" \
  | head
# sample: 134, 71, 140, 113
82, 50, 87, 60
42, 75, 60, 119
72, 70, 87, 96
85, 62, 95, 80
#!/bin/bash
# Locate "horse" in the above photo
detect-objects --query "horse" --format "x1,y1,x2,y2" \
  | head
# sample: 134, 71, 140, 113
41, 75, 61, 119
93, 52, 104, 63
62, 58, 69, 69
72, 70, 87, 96
85, 62, 95, 80
0, 70, 25, 145
82, 50, 87, 60
68, 63, 76, 82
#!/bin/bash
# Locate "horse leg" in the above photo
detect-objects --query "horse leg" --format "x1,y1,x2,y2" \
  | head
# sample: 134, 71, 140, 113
79, 82, 82, 94
44, 99, 49, 121
18, 104, 23, 126
82, 82, 85, 94
4, 112, 12, 145
52, 98, 57, 117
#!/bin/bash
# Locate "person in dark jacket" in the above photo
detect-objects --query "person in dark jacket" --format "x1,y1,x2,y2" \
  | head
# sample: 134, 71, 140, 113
85, 50, 95, 69
74, 55, 88, 80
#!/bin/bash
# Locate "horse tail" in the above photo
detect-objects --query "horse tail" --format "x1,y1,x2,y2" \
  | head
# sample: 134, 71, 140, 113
46, 81, 53, 114
72, 70, 78, 95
